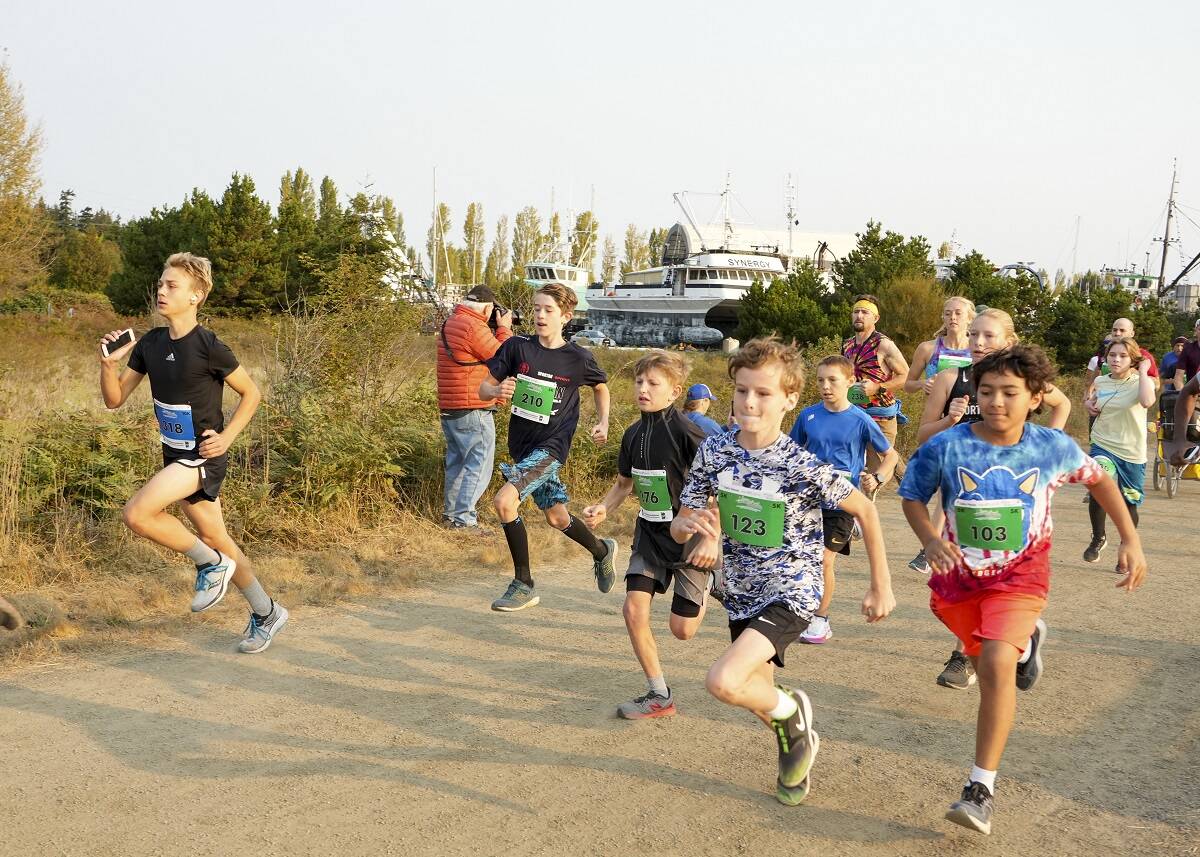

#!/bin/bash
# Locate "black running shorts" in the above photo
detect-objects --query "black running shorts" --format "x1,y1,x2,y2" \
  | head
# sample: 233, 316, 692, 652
728, 601, 809, 668
822, 508, 853, 556
165, 453, 228, 503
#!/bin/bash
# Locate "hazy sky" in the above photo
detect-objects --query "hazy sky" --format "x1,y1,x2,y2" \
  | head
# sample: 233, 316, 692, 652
6, 0, 1200, 279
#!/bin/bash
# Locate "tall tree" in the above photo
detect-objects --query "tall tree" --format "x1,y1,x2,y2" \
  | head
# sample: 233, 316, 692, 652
511, 206, 543, 278
601, 234, 618, 283
208, 173, 282, 312
621, 224, 649, 276
483, 214, 510, 288
276, 167, 318, 298
646, 227, 668, 268
833, 220, 935, 296
463, 202, 486, 285
544, 212, 562, 256
0, 62, 48, 292
570, 211, 599, 271
426, 202, 454, 285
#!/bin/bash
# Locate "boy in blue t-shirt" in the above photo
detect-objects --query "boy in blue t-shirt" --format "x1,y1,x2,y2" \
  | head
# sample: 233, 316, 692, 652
672, 337, 895, 807
789, 355, 898, 643
683, 383, 725, 436
899, 345, 1147, 836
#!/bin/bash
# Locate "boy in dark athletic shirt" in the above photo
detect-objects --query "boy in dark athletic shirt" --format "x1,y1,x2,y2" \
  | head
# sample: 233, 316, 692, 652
99, 253, 287, 653
582, 351, 717, 718
480, 283, 616, 611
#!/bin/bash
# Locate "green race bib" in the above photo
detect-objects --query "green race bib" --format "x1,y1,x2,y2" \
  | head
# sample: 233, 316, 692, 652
936, 353, 973, 373
512, 374, 556, 424
954, 499, 1024, 552
848, 384, 869, 405
632, 468, 673, 522
1094, 454, 1118, 478
1099, 362, 1111, 376
718, 483, 786, 548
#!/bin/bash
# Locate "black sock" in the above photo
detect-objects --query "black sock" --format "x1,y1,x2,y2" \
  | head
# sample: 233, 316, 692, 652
502, 517, 533, 587
560, 515, 607, 559
1126, 502, 1139, 528
1088, 496, 1106, 541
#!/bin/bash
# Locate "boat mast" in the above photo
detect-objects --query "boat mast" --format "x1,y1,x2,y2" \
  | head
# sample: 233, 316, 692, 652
784, 173, 797, 259
1156, 159, 1178, 298
431, 166, 438, 292
721, 171, 733, 251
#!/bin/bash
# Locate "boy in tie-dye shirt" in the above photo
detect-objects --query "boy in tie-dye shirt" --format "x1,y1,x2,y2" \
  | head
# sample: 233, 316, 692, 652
900, 345, 1147, 837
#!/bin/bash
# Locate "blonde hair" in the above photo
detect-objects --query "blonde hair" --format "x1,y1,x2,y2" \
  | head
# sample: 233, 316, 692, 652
1104, 336, 1144, 368
972, 308, 1018, 346
728, 336, 805, 395
634, 350, 690, 389
164, 252, 214, 307
536, 282, 578, 314
934, 296, 976, 337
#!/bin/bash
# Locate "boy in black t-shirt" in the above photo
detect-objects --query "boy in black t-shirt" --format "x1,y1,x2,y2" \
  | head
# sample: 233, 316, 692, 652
99, 253, 287, 653
480, 283, 615, 611
583, 351, 716, 718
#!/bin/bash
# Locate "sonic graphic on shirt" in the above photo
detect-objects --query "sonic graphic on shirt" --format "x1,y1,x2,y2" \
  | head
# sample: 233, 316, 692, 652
900, 423, 1103, 602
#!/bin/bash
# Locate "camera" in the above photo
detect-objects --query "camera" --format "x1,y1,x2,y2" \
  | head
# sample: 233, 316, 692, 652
489, 304, 522, 330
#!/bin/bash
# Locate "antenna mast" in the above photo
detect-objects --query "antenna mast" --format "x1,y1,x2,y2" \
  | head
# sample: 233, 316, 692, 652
431, 166, 438, 292
784, 173, 797, 258
1156, 159, 1178, 298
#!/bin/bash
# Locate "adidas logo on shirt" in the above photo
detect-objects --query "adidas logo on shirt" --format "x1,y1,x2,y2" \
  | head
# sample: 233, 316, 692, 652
165, 353, 175, 362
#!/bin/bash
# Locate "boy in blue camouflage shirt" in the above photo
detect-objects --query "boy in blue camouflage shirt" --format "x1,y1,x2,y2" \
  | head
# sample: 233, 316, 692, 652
673, 337, 895, 806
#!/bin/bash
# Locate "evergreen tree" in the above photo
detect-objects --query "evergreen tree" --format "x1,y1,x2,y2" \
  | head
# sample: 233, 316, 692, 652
484, 214, 510, 288
276, 167, 318, 299
571, 211, 599, 271
511, 206, 543, 279
834, 220, 934, 296
208, 172, 283, 313
646, 227, 668, 267
738, 261, 849, 345
49, 229, 123, 292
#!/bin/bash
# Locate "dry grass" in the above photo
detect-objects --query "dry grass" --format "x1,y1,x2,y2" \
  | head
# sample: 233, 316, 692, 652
0, 307, 1093, 660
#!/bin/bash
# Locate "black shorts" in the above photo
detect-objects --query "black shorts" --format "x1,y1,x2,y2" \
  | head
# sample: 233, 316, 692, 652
728, 602, 810, 667
822, 508, 853, 556
164, 453, 228, 503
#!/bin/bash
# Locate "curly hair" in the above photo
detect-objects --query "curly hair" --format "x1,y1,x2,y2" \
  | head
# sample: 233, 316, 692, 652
972, 344, 1057, 395
728, 335, 805, 395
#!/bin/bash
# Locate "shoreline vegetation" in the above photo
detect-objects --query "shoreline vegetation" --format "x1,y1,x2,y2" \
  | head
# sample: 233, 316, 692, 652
0, 299, 1092, 658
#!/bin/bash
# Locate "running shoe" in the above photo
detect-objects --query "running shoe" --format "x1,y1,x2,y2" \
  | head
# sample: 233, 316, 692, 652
616, 689, 676, 719
237, 603, 289, 654
190, 552, 237, 613
945, 781, 994, 835
1083, 535, 1107, 563
908, 550, 931, 574
491, 579, 539, 612
800, 616, 832, 644
937, 651, 977, 690
772, 686, 818, 805
594, 538, 618, 593
850, 519, 863, 542
1015, 618, 1046, 691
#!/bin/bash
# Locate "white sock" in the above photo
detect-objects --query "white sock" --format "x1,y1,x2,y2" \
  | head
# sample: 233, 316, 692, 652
185, 539, 220, 567
647, 675, 668, 697
1017, 640, 1033, 664
766, 688, 798, 721
240, 579, 273, 616
969, 765, 997, 793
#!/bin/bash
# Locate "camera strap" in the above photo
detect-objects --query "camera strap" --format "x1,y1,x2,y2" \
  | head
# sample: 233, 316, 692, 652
440, 322, 487, 367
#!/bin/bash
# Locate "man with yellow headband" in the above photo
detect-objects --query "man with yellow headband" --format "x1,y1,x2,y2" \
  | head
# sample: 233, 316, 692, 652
842, 294, 910, 482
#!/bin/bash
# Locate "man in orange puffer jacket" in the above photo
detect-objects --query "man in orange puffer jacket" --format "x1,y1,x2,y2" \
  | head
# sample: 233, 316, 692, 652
437, 285, 514, 533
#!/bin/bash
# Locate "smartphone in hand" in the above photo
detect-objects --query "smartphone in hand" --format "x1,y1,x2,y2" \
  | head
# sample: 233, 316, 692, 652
102, 329, 135, 357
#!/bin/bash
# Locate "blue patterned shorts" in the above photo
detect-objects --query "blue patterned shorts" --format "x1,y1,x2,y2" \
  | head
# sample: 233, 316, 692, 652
500, 449, 570, 510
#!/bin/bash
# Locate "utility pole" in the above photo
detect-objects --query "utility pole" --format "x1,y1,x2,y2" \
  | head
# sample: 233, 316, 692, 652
1156, 159, 1178, 298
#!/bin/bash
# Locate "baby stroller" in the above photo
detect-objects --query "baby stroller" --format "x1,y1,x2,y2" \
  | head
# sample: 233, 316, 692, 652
1153, 389, 1200, 498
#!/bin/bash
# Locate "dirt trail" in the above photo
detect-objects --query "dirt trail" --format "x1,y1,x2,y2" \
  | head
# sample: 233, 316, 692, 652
2, 485, 1198, 857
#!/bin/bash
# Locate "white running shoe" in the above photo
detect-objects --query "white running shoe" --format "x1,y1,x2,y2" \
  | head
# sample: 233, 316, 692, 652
190, 553, 237, 612
801, 616, 832, 644
238, 604, 289, 654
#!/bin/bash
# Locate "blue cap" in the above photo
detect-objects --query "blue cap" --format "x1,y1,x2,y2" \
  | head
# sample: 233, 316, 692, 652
687, 383, 717, 401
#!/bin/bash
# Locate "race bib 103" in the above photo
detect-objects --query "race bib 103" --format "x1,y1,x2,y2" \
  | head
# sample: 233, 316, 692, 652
954, 498, 1024, 553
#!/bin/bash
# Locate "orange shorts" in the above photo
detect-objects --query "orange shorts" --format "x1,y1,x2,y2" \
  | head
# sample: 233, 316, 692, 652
930, 590, 1046, 657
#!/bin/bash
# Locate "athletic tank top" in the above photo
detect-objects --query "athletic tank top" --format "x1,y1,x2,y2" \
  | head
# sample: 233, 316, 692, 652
925, 337, 972, 379
943, 366, 982, 424
842, 331, 896, 409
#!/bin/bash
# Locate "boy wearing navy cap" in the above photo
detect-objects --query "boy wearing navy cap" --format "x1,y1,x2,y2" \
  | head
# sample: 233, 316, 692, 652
684, 383, 725, 437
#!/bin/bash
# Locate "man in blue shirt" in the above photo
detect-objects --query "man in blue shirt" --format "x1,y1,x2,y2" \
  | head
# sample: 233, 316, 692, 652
789, 355, 897, 643
1162, 336, 1187, 391
684, 383, 726, 436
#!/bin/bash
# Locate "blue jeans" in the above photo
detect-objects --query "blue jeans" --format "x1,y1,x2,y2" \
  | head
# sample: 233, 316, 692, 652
441, 410, 496, 527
